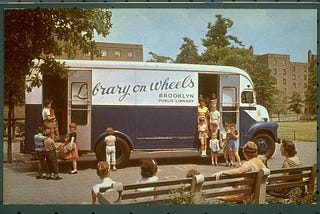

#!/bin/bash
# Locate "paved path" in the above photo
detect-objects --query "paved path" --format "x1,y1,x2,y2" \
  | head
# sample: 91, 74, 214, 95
2, 140, 317, 204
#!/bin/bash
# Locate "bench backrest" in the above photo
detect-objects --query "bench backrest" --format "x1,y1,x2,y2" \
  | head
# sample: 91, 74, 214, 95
98, 174, 204, 205
202, 168, 270, 204
97, 164, 316, 205
266, 164, 317, 192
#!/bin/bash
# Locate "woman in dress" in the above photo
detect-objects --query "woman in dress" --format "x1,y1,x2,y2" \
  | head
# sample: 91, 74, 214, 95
267, 140, 305, 198
212, 141, 267, 203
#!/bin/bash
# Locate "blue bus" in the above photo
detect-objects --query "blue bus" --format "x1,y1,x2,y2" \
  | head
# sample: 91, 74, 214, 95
25, 60, 279, 167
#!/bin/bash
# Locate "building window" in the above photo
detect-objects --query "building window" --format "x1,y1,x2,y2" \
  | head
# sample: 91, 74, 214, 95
114, 50, 121, 57
304, 75, 307, 80
304, 83, 307, 88
282, 69, 286, 75
128, 50, 133, 58
292, 75, 296, 80
85, 52, 91, 57
273, 68, 277, 75
304, 67, 307, 72
282, 60, 286, 66
293, 66, 296, 71
283, 79, 286, 85
293, 83, 296, 88
101, 50, 107, 57
272, 59, 277, 65
283, 88, 286, 93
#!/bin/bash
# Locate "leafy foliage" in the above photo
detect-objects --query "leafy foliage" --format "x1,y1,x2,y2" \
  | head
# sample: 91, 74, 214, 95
175, 37, 200, 64
4, 8, 112, 163
271, 89, 288, 120
288, 91, 303, 118
147, 51, 173, 63
201, 14, 244, 49
5, 8, 112, 99
169, 185, 195, 204
304, 60, 317, 115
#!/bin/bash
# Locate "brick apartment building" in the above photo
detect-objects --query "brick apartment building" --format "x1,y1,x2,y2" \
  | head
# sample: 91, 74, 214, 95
255, 50, 317, 114
58, 42, 143, 62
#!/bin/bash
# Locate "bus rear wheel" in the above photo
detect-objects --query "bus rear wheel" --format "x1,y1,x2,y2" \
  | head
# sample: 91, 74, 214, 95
94, 137, 131, 168
115, 137, 131, 168
252, 133, 275, 158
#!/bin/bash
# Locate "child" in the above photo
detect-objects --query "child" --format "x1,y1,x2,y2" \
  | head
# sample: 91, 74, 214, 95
209, 103, 220, 131
186, 169, 200, 178
105, 127, 117, 171
62, 122, 79, 174
220, 122, 230, 166
198, 117, 208, 157
91, 161, 116, 204
228, 123, 241, 167
209, 132, 220, 166
136, 159, 159, 202
44, 129, 62, 180
34, 126, 47, 179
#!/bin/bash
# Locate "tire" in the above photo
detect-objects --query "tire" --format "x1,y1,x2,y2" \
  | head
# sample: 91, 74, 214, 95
252, 133, 275, 158
94, 139, 106, 162
94, 137, 131, 168
115, 137, 131, 168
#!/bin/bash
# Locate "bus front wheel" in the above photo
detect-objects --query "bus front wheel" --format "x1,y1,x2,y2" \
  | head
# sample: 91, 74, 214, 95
252, 133, 275, 158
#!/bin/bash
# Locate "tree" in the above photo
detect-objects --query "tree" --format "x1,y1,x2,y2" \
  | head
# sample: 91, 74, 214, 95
288, 91, 303, 120
201, 14, 244, 49
271, 89, 288, 121
147, 51, 173, 63
304, 60, 317, 115
200, 14, 277, 111
4, 8, 112, 163
175, 37, 200, 64
248, 62, 277, 112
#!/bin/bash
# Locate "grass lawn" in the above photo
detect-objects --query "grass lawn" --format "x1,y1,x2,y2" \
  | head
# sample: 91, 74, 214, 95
277, 121, 317, 142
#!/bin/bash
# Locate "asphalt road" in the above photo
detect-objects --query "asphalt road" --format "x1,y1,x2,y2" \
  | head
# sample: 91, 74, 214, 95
2, 140, 317, 204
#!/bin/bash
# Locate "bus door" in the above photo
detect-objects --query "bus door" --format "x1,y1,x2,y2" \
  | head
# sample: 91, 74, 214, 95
220, 75, 240, 129
68, 70, 92, 151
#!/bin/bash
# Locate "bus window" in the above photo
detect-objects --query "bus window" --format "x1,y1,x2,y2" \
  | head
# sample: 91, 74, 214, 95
222, 87, 236, 107
71, 82, 88, 125
221, 87, 237, 125
241, 91, 254, 104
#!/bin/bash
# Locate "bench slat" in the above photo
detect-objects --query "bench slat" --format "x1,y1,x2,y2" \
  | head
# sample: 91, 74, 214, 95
122, 179, 192, 190
202, 179, 255, 190
269, 166, 313, 174
204, 172, 258, 182
121, 187, 190, 200
266, 180, 308, 191
203, 187, 252, 198
268, 173, 310, 182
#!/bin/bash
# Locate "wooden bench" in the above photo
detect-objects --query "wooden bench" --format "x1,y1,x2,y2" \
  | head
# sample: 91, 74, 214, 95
97, 164, 316, 205
97, 174, 204, 205
202, 168, 270, 204
97, 169, 270, 204
266, 164, 317, 199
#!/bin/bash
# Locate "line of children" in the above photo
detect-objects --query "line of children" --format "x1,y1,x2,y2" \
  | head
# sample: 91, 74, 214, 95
206, 119, 241, 167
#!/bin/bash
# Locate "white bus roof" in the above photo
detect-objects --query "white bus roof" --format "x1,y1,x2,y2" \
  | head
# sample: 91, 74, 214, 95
57, 59, 251, 78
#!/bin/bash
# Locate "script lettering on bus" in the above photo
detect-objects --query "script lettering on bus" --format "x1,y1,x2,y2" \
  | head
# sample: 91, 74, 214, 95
73, 83, 88, 100
92, 75, 195, 102
92, 82, 131, 101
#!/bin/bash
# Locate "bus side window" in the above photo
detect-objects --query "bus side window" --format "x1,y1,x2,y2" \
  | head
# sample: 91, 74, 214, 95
241, 91, 254, 104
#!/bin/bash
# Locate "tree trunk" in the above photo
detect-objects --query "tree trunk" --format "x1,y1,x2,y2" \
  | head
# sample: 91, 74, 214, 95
7, 92, 13, 163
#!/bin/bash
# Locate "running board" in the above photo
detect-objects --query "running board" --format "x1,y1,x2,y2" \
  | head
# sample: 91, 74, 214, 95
131, 149, 201, 159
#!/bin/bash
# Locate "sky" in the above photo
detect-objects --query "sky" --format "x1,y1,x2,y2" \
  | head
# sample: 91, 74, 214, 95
95, 9, 317, 63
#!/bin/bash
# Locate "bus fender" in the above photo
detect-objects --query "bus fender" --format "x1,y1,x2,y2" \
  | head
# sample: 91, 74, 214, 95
93, 130, 134, 151
248, 121, 279, 142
